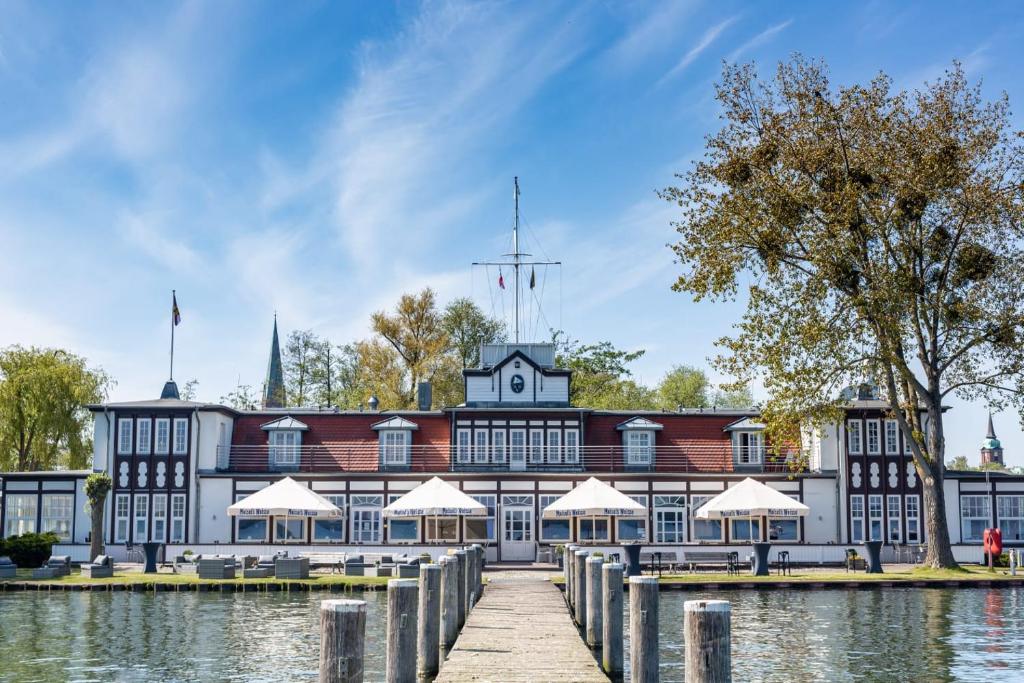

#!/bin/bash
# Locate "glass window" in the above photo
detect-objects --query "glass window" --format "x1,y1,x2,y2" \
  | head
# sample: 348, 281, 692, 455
351, 495, 383, 543
425, 517, 459, 542
312, 494, 345, 542
381, 431, 409, 465
540, 494, 570, 541
170, 494, 186, 543
504, 508, 533, 542
731, 519, 760, 541
579, 518, 610, 541
866, 420, 881, 455
237, 518, 267, 541
736, 432, 763, 464
847, 420, 863, 455
960, 495, 989, 542
851, 495, 865, 543
5, 494, 37, 537
906, 496, 921, 543
133, 494, 149, 542
274, 518, 305, 542
114, 494, 130, 543
270, 431, 300, 466
547, 430, 562, 464
689, 495, 721, 542
884, 420, 899, 455
564, 430, 580, 464
529, 430, 544, 463
887, 495, 902, 543
155, 418, 170, 454
151, 494, 167, 542
173, 418, 189, 454
492, 430, 506, 463
465, 494, 496, 542
998, 496, 1024, 542
39, 494, 73, 541
619, 495, 648, 541
509, 430, 526, 465
868, 495, 883, 541
137, 420, 151, 455
118, 419, 133, 454
473, 430, 489, 463
456, 430, 471, 464
389, 519, 419, 543
625, 431, 652, 465
769, 519, 798, 541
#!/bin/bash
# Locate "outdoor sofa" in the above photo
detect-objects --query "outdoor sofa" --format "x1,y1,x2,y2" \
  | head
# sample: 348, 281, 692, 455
274, 556, 309, 580
81, 555, 114, 579
0, 556, 16, 578
32, 555, 71, 579
344, 555, 368, 576
197, 557, 235, 579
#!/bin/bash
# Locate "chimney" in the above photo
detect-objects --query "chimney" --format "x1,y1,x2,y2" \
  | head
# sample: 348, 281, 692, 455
368, 395, 379, 412
418, 382, 432, 411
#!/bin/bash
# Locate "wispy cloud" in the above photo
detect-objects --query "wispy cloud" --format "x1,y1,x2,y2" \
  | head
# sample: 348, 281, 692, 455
608, 0, 699, 69
726, 19, 793, 63
659, 16, 739, 84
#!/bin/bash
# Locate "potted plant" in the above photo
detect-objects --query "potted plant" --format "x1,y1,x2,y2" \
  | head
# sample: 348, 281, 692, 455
554, 544, 565, 568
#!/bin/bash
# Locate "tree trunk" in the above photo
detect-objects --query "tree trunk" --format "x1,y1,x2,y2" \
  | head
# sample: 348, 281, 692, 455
921, 403, 958, 569
89, 497, 106, 562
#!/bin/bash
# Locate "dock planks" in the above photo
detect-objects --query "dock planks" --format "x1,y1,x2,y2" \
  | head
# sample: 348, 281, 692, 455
435, 576, 608, 682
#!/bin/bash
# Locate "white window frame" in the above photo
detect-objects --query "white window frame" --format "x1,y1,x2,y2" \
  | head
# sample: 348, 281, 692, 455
625, 431, 653, 465
539, 494, 572, 542
735, 432, 763, 465
653, 495, 687, 544
387, 493, 419, 543
509, 430, 526, 465
473, 429, 489, 464
313, 494, 346, 543
114, 494, 130, 543
350, 495, 383, 544
886, 494, 901, 543
547, 430, 562, 464
274, 517, 307, 543
868, 494, 883, 541
564, 429, 580, 464
618, 494, 648, 542
866, 419, 881, 455
136, 419, 151, 455
465, 494, 496, 542
381, 431, 410, 466
5, 493, 38, 537
118, 418, 133, 455
492, 430, 506, 464
456, 429, 471, 464
850, 494, 865, 543
690, 495, 723, 542
151, 494, 167, 542
269, 431, 300, 466
233, 493, 269, 543
903, 430, 913, 455
905, 495, 921, 543
173, 418, 189, 455
170, 493, 186, 543
884, 420, 899, 455
133, 494, 149, 543
155, 418, 170, 455
960, 495, 990, 542
529, 430, 544, 463
847, 420, 863, 455
40, 494, 73, 542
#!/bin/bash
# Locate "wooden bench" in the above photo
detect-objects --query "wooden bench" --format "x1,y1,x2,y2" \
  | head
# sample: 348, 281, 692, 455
639, 551, 680, 575
682, 551, 740, 574
299, 552, 347, 572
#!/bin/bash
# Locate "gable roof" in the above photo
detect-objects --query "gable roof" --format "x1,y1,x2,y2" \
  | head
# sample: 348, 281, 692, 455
616, 416, 664, 431
371, 416, 420, 431
260, 416, 310, 431
463, 349, 571, 377
723, 417, 766, 432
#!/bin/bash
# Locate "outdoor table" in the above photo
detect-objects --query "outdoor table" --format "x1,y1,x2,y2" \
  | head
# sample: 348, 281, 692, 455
621, 543, 642, 577
751, 542, 771, 576
141, 542, 162, 574
864, 540, 884, 574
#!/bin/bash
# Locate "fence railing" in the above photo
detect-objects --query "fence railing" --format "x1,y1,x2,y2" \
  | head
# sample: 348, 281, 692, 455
216, 444, 797, 474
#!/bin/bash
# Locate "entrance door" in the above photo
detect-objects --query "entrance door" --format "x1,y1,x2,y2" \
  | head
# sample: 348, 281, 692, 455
509, 429, 526, 472
501, 495, 535, 561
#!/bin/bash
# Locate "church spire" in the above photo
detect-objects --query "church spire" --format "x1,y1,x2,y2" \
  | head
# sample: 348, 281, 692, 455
262, 315, 286, 408
986, 411, 997, 440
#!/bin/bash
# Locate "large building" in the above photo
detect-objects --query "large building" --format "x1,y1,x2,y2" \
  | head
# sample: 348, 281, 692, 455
3, 337, 1021, 563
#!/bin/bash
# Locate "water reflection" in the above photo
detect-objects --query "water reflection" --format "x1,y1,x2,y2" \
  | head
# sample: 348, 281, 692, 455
2, 588, 1024, 681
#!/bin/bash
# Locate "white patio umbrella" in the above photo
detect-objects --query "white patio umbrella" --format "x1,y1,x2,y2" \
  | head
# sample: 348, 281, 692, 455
693, 477, 809, 542
543, 477, 647, 544
227, 476, 342, 542
383, 477, 487, 543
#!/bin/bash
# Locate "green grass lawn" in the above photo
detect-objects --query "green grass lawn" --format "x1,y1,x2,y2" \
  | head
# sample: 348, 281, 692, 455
552, 565, 1024, 584
0, 568, 390, 588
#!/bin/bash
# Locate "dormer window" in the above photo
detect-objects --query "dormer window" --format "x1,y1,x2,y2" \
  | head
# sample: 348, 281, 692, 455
725, 417, 766, 467
260, 416, 310, 470
372, 416, 419, 469
616, 417, 663, 468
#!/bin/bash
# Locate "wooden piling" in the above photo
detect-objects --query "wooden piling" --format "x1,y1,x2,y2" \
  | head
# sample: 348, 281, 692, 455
629, 576, 658, 683
585, 555, 603, 648
684, 599, 731, 683
602, 563, 624, 679
472, 544, 484, 602
439, 556, 459, 653
319, 599, 366, 683
417, 564, 442, 680
565, 545, 575, 607
385, 578, 418, 683
453, 549, 467, 629
463, 547, 476, 613
573, 550, 589, 626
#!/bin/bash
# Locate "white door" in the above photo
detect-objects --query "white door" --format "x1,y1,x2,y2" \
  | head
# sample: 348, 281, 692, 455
501, 495, 535, 561
509, 430, 526, 472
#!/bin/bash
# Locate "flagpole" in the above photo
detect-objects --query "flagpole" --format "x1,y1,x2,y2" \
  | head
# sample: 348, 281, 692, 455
170, 289, 175, 381
513, 177, 520, 343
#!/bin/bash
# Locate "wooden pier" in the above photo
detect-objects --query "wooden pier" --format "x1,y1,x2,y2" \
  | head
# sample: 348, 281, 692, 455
435, 576, 607, 682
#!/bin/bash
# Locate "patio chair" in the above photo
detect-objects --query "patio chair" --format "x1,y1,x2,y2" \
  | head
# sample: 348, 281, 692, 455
45, 555, 71, 577
0, 556, 16, 579
344, 555, 367, 576
124, 542, 145, 564
81, 555, 114, 579
274, 557, 309, 580
197, 557, 235, 580
845, 549, 865, 572
775, 551, 791, 576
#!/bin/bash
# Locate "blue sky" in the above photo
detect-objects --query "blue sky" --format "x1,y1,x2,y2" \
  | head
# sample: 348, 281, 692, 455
1, 1, 1023, 464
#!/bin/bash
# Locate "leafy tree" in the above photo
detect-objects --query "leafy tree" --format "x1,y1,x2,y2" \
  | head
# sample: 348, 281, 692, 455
220, 384, 259, 410
662, 57, 1024, 568
180, 379, 200, 401
946, 455, 1006, 472
0, 346, 109, 471
712, 384, 755, 409
442, 298, 506, 369
656, 365, 711, 409
310, 343, 363, 409
368, 289, 450, 408
555, 334, 657, 409
946, 455, 971, 471
283, 329, 321, 407
85, 473, 111, 561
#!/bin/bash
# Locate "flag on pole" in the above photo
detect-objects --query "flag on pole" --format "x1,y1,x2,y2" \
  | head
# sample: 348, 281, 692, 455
172, 292, 181, 326
498, 270, 505, 290
529, 267, 536, 290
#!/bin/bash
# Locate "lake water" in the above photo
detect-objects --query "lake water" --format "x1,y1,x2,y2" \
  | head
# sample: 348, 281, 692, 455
2, 587, 1023, 681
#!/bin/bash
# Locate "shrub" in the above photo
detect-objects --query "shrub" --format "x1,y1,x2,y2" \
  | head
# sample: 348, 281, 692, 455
4, 532, 60, 567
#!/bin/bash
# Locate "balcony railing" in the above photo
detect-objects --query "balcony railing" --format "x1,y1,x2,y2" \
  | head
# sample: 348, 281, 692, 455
216, 444, 797, 474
